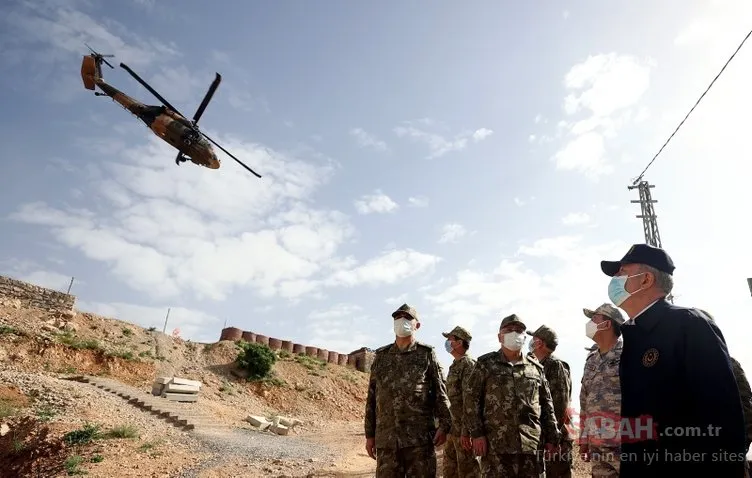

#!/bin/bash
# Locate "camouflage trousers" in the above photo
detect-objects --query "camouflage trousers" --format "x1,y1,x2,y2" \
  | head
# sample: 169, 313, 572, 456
443, 434, 480, 478
589, 446, 619, 477
481, 452, 544, 478
544, 440, 573, 478
375, 444, 436, 477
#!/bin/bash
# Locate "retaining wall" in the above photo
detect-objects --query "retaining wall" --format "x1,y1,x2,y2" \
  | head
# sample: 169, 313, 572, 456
218, 327, 375, 372
0, 275, 76, 311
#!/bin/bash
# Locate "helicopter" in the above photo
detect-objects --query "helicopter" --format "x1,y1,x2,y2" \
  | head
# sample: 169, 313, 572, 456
80, 43, 261, 178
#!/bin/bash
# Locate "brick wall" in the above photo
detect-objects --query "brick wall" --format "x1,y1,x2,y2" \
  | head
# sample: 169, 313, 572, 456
0, 275, 76, 311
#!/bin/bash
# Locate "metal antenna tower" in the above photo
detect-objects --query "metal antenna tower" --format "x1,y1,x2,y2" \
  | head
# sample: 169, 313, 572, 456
628, 180, 662, 248
628, 180, 673, 303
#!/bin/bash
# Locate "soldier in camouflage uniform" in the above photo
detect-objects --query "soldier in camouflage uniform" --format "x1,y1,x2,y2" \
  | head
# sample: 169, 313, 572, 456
527, 325, 573, 478
579, 303, 625, 477
364, 304, 453, 477
464, 314, 560, 477
442, 325, 481, 478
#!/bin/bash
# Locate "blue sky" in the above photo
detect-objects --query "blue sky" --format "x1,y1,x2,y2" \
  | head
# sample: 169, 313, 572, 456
1, 0, 751, 413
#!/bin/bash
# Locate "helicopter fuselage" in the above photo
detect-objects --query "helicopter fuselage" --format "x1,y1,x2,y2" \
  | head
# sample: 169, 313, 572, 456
81, 55, 220, 169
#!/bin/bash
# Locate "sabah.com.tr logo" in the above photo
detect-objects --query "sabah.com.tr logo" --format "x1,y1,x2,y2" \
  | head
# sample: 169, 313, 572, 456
567, 410, 658, 447
565, 409, 724, 447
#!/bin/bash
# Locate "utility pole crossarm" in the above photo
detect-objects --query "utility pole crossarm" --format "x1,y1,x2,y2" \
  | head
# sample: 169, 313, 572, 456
629, 180, 672, 303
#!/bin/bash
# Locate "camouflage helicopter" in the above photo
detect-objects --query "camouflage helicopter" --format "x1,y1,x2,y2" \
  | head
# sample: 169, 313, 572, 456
80, 44, 261, 178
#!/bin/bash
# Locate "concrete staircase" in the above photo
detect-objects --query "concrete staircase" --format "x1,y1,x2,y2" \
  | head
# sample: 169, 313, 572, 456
66, 375, 226, 433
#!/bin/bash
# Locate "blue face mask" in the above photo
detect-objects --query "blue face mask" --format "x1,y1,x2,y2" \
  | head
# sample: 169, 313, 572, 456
444, 339, 454, 353
608, 273, 645, 306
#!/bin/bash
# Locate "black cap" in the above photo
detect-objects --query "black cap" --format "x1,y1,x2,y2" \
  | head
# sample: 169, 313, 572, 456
600, 244, 675, 277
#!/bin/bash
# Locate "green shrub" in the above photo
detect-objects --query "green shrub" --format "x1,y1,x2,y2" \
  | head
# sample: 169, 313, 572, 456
236, 342, 277, 379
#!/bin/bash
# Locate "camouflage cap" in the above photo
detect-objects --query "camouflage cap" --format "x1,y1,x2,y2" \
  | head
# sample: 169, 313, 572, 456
526, 325, 558, 349
442, 325, 472, 342
392, 303, 419, 322
583, 303, 625, 325
499, 313, 526, 331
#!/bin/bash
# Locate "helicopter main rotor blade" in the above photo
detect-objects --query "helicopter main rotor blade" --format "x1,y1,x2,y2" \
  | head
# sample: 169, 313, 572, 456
84, 42, 114, 68
119, 62, 185, 117
201, 132, 262, 178
192, 73, 221, 124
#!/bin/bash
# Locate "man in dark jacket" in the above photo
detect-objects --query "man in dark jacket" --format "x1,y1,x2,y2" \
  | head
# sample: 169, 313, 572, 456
599, 243, 747, 476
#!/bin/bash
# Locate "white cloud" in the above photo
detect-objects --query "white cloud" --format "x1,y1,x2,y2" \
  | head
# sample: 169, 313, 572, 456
408, 196, 429, 208
438, 223, 468, 244
354, 190, 399, 215
472, 128, 494, 142
514, 197, 526, 206
551, 53, 654, 179
325, 249, 442, 288
561, 212, 591, 226
350, 128, 389, 152
394, 120, 493, 159
9, 134, 440, 302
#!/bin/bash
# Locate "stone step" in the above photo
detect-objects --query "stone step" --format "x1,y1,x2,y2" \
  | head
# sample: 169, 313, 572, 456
69, 374, 228, 435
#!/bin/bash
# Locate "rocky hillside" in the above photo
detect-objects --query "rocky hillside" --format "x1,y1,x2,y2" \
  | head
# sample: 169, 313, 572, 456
0, 302, 372, 477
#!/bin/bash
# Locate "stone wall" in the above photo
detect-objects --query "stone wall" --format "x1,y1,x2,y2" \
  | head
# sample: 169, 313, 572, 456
219, 327, 375, 373
0, 275, 76, 312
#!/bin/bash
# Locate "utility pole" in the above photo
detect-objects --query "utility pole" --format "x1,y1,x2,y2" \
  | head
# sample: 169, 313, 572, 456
66, 277, 75, 294
162, 308, 171, 334
629, 180, 673, 303
747, 278, 752, 297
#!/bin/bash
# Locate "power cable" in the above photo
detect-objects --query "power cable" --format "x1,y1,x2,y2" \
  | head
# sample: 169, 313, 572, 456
632, 27, 752, 185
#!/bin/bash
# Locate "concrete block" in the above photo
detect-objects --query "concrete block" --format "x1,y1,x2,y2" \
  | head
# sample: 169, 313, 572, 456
172, 377, 202, 389
151, 384, 164, 396
247, 415, 269, 427
164, 383, 200, 393
154, 376, 173, 385
270, 424, 289, 436
161, 392, 198, 402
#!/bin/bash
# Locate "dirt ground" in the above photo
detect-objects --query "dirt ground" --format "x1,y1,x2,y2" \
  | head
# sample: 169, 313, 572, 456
0, 301, 593, 477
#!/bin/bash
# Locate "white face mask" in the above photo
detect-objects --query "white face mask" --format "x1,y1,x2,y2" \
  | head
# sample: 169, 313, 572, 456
502, 331, 525, 351
586, 320, 607, 340
393, 318, 415, 337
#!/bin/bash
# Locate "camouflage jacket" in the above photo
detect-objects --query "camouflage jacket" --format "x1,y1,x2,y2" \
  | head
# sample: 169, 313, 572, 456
446, 354, 475, 437
538, 353, 572, 444
464, 350, 560, 454
729, 356, 752, 448
364, 341, 452, 449
579, 340, 622, 448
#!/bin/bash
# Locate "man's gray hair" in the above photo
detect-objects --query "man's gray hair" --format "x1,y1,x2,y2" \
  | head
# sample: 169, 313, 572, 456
640, 264, 674, 294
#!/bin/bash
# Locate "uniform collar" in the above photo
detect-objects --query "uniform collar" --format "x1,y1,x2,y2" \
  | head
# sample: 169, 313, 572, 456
624, 299, 669, 334
389, 340, 418, 353
499, 349, 533, 366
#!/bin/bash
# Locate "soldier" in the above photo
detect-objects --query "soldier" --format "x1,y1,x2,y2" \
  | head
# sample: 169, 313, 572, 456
579, 303, 625, 477
464, 313, 560, 477
527, 325, 573, 478
442, 325, 481, 478
364, 303, 452, 477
